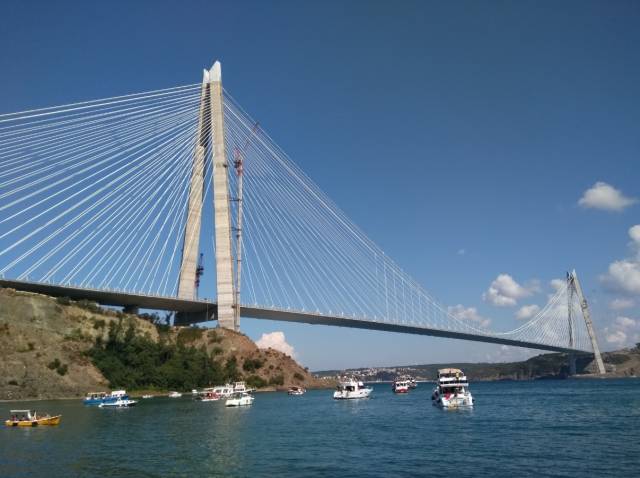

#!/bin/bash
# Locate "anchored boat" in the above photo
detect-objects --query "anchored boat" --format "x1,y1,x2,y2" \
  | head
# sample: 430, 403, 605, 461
333, 379, 372, 400
83, 390, 129, 406
392, 378, 410, 394
288, 386, 306, 396
225, 392, 254, 407
5, 410, 61, 427
431, 368, 473, 409
99, 398, 137, 408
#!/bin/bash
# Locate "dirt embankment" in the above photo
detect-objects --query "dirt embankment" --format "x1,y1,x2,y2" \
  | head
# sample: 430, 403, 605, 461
0, 287, 327, 401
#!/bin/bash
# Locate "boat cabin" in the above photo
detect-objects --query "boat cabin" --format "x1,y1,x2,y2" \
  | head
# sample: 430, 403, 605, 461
85, 392, 108, 400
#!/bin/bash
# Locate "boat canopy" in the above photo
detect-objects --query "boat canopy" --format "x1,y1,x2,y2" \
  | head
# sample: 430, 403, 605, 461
438, 368, 463, 374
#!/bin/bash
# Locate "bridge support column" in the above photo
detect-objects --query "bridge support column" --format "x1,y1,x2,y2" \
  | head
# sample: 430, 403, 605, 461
123, 305, 139, 315
568, 354, 576, 376
570, 270, 606, 374
209, 62, 237, 331
177, 71, 210, 300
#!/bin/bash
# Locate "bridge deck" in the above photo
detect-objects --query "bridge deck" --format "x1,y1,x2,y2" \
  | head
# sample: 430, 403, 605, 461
0, 279, 582, 354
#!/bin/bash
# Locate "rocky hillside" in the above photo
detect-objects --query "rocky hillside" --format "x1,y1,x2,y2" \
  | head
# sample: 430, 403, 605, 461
0, 287, 326, 401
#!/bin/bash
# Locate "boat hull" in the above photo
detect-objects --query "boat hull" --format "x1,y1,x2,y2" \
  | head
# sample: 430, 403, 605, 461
225, 397, 254, 407
333, 389, 372, 400
5, 415, 61, 427
99, 399, 137, 408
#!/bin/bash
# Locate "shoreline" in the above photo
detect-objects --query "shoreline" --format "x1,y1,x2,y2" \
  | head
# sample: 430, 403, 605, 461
2, 375, 637, 403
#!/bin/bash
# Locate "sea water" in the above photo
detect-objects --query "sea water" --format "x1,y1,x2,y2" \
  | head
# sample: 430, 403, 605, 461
1, 378, 639, 477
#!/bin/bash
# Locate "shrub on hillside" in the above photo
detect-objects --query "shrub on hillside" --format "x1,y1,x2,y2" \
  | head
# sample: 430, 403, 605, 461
293, 372, 304, 382
89, 320, 228, 390
56, 296, 72, 306
208, 330, 222, 343
269, 374, 285, 386
177, 327, 204, 345
246, 375, 268, 389
48, 358, 61, 370
242, 358, 265, 372
77, 299, 102, 314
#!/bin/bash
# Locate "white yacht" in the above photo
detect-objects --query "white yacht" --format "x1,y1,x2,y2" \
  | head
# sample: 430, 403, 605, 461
431, 368, 473, 409
225, 392, 254, 407
215, 384, 235, 398
333, 379, 372, 400
168, 391, 182, 398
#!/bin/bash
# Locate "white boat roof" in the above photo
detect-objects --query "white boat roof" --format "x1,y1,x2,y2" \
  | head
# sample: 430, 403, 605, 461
10, 410, 33, 413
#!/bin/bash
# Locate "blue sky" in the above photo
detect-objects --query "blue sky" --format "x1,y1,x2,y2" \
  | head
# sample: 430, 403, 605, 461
1, 0, 639, 370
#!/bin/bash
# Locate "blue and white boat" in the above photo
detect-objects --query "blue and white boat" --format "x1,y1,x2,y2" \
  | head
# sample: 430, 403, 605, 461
83, 390, 129, 406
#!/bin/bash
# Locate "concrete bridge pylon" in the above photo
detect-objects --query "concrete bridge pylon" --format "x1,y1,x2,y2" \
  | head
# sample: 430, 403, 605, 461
177, 61, 237, 331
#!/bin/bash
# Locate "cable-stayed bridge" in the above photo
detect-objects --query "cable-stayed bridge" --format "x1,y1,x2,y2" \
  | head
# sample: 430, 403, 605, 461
0, 61, 605, 373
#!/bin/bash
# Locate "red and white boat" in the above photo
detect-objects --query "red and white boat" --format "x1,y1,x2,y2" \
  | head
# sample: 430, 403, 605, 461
392, 378, 410, 393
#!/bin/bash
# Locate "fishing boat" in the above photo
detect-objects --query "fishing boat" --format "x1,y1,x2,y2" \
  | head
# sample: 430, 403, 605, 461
5, 410, 61, 427
99, 398, 137, 408
431, 368, 473, 409
333, 379, 372, 400
288, 386, 306, 396
83, 390, 129, 406
225, 392, 254, 407
408, 377, 417, 389
168, 391, 182, 398
392, 378, 410, 394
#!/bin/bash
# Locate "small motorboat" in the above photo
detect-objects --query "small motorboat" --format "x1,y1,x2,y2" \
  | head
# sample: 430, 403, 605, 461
5, 410, 61, 427
288, 386, 306, 396
141, 394, 154, 399
168, 391, 182, 398
333, 379, 372, 400
431, 368, 473, 409
99, 398, 137, 408
225, 392, 254, 407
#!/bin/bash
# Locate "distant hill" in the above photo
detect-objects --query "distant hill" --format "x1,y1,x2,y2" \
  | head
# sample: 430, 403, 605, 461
0, 287, 328, 401
315, 347, 640, 382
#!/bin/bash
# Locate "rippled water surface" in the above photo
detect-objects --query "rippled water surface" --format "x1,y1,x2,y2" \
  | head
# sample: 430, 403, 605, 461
1, 379, 639, 477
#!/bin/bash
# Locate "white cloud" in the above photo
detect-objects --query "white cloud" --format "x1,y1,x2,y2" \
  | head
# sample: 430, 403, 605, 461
629, 225, 640, 245
603, 315, 640, 348
256, 331, 296, 358
448, 304, 491, 328
516, 304, 540, 320
606, 330, 628, 345
578, 181, 637, 212
603, 259, 640, 295
601, 224, 640, 296
615, 316, 636, 328
483, 274, 538, 307
609, 298, 635, 310
550, 278, 565, 293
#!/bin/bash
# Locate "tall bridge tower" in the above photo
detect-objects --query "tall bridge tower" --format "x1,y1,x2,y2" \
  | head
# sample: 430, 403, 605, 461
177, 61, 237, 330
